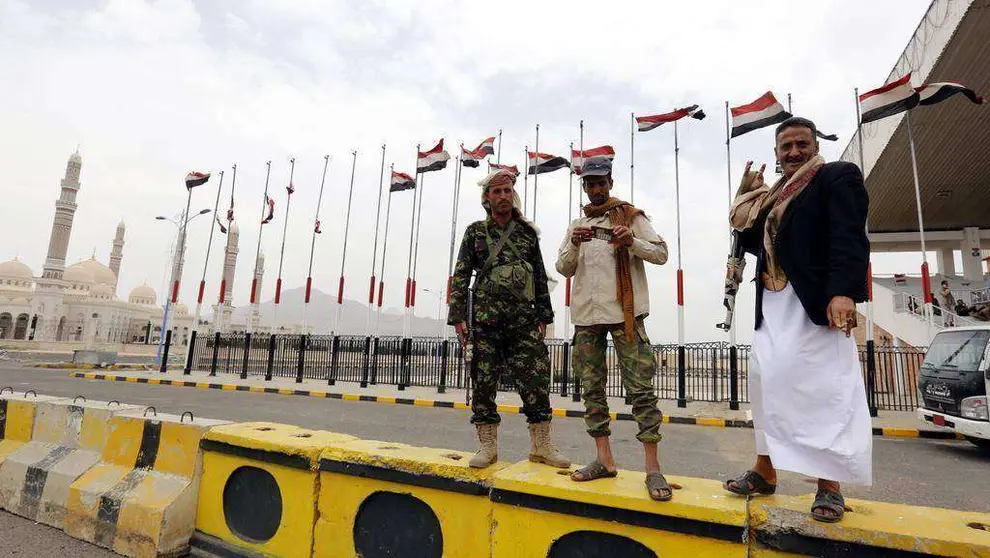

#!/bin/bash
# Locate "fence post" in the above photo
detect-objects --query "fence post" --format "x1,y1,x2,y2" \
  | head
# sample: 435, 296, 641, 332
184, 330, 197, 375
370, 337, 379, 385
728, 344, 739, 411
240, 333, 251, 380
329, 335, 340, 386
264, 334, 276, 381
160, 330, 172, 374
676, 345, 687, 408
399, 337, 410, 391
296, 334, 307, 384
360, 336, 371, 388
210, 332, 220, 377
560, 342, 570, 398
866, 341, 878, 417
438, 340, 449, 394
711, 347, 718, 402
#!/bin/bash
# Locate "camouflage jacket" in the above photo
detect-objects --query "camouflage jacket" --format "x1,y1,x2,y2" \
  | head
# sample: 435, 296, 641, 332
447, 216, 554, 329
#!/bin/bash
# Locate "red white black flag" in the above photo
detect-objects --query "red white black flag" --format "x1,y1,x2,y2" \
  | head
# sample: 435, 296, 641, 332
916, 81, 984, 106
527, 151, 569, 175
461, 136, 496, 168
731, 92, 791, 138
417, 140, 451, 173
390, 170, 416, 192
859, 73, 919, 124
286, 181, 295, 195
571, 145, 615, 176
185, 171, 211, 189
488, 163, 519, 176
216, 216, 228, 234
636, 105, 705, 132
315, 219, 322, 234
261, 195, 275, 224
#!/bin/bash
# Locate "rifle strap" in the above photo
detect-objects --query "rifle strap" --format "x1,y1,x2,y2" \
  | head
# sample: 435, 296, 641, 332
478, 220, 516, 282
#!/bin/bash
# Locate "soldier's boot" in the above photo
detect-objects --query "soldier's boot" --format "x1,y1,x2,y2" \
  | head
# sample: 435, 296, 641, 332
528, 421, 571, 468
469, 423, 499, 468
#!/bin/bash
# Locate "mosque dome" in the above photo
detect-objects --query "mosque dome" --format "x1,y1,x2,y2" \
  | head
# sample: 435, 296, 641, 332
128, 282, 157, 305
0, 257, 33, 280
172, 303, 189, 316
64, 262, 95, 286
91, 283, 114, 300
79, 257, 117, 286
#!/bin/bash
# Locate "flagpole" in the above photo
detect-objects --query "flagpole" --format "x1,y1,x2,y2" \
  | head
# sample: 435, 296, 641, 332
630, 112, 635, 204
724, 102, 737, 347
186, 169, 224, 371
579, 121, 584, 215
403, 146, 420, 339
533, 124, 540, 222
376, 168, 395, 337
565, 141, 574, 340
496, 129, 503, 165
334, 150, 358, 335
905, 110, 933, 339
523, 146, 529, 216
787, 93, 792, 113
216, 164, 237, 334
303, 155, 330, 335
445, 152, 463, 342
365, 144, 387, 337
248, 161, 272, 336
855, 88, 878, 417
411, 171, 427, 316
273, 157, 296, 333
674, 119, 685, 352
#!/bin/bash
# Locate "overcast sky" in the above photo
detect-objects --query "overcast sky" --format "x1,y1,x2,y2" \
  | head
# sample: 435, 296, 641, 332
0, 0, 935, 342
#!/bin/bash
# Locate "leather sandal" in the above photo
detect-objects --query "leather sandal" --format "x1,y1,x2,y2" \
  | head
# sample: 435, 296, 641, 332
724, 470, 777, 496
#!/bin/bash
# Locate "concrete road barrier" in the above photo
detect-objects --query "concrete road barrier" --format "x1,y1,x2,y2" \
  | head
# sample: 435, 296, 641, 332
489, 461, 749, 558
0, 390, 64, 469
0, 396, 139, 528
314, 439, 507, 558
64, 409, 230, 558
749, 493, 990, 557
192, 422, 356, 558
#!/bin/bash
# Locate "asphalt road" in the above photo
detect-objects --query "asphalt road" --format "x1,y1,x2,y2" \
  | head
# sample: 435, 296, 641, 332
0, 363, 988, 556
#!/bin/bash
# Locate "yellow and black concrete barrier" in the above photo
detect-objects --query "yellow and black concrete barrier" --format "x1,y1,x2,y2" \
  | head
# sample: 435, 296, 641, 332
64, 408, 230, 558
0, 389, 64, 469
0, 395, 140, 529
191, 422, 357, 558
314, 439, 507, 557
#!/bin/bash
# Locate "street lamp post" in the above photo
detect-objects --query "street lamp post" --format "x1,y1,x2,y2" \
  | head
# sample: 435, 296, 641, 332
421, 288, 445, 338
154, 208, 211, 366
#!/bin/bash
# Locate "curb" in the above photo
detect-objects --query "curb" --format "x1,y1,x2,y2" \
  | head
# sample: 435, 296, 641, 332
34, 363, 184, 371
66, 372, 964, 440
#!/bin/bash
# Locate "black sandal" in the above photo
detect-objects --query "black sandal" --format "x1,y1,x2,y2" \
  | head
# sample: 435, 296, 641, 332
724, 470, 777, 496
811, 489, 845, 523
570, 460, 618, 482
645, 472, 672, 502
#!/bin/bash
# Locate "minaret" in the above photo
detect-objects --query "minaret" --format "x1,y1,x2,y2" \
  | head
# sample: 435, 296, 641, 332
109, 221, 125, 292
214, 221, 239, 332
42, 150, 83, 279
250, 252, 265, 331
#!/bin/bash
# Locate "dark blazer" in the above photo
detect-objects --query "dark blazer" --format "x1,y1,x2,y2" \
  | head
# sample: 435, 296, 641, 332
738, 161, 870, 330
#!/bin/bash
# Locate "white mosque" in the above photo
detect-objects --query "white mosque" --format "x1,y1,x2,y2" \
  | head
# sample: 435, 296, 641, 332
0, 151, 197, 346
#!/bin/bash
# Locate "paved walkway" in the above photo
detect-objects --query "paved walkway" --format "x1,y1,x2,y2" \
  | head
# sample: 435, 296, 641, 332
59, 366, 950, 439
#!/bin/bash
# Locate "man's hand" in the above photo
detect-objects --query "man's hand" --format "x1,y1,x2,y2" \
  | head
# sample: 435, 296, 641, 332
827, 296, 857, 337
611, 225, 634, 247
735, 161, 766, 198
455, 321, 468, 346
571, 226, 593, 246
537, 322, 546, 339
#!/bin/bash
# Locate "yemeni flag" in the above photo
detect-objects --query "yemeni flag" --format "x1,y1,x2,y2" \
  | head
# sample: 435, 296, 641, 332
417, 139, 450, 173
261, 195, 275, 224
488, 163, 519, 176
730, 92, 791, 138
315, 219, 322, 234
571, 145, 615, 176
527, 151, 570, 175
859, 73, 919, 124
461, 136, 496, 168
216, 216, 228, 234
286, 181, 295, 195
390, 170, 416, 192
185, 171, 210, 189
916, 81, 984, 106
636, 104, 706, 132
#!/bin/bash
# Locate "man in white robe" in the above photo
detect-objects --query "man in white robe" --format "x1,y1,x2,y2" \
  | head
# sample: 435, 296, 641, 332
723, 117, 872, 523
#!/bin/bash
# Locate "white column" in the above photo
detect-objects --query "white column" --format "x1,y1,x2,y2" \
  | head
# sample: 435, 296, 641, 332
961, 227, 982, 282
937, 247, 956, 277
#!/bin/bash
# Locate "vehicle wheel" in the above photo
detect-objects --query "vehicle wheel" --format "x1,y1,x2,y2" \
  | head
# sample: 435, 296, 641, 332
965, 437, 990, 451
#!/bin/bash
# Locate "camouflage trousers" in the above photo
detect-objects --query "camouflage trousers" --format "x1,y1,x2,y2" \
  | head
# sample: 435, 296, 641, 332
470, 323, 552, 425
573, 319, 662, 443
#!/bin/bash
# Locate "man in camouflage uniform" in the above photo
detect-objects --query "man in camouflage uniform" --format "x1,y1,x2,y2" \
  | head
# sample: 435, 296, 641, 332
448, 168, 570, 469
556, 156, 672, 501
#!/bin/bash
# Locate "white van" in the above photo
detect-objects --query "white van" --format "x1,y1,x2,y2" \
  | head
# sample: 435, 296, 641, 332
916, 326, 990, 450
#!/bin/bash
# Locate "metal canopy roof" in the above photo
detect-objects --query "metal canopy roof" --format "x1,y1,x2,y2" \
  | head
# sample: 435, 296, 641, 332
842, 0, 990, 234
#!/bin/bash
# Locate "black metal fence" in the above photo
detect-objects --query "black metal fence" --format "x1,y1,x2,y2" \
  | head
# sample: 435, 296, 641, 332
181, 332, 925, 414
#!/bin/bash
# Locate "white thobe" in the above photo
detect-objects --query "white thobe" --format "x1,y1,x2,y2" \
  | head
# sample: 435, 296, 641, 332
750, 283, 873, 485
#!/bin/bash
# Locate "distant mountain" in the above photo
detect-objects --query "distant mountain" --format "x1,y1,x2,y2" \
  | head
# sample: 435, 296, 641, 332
220, 287, 449, 337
